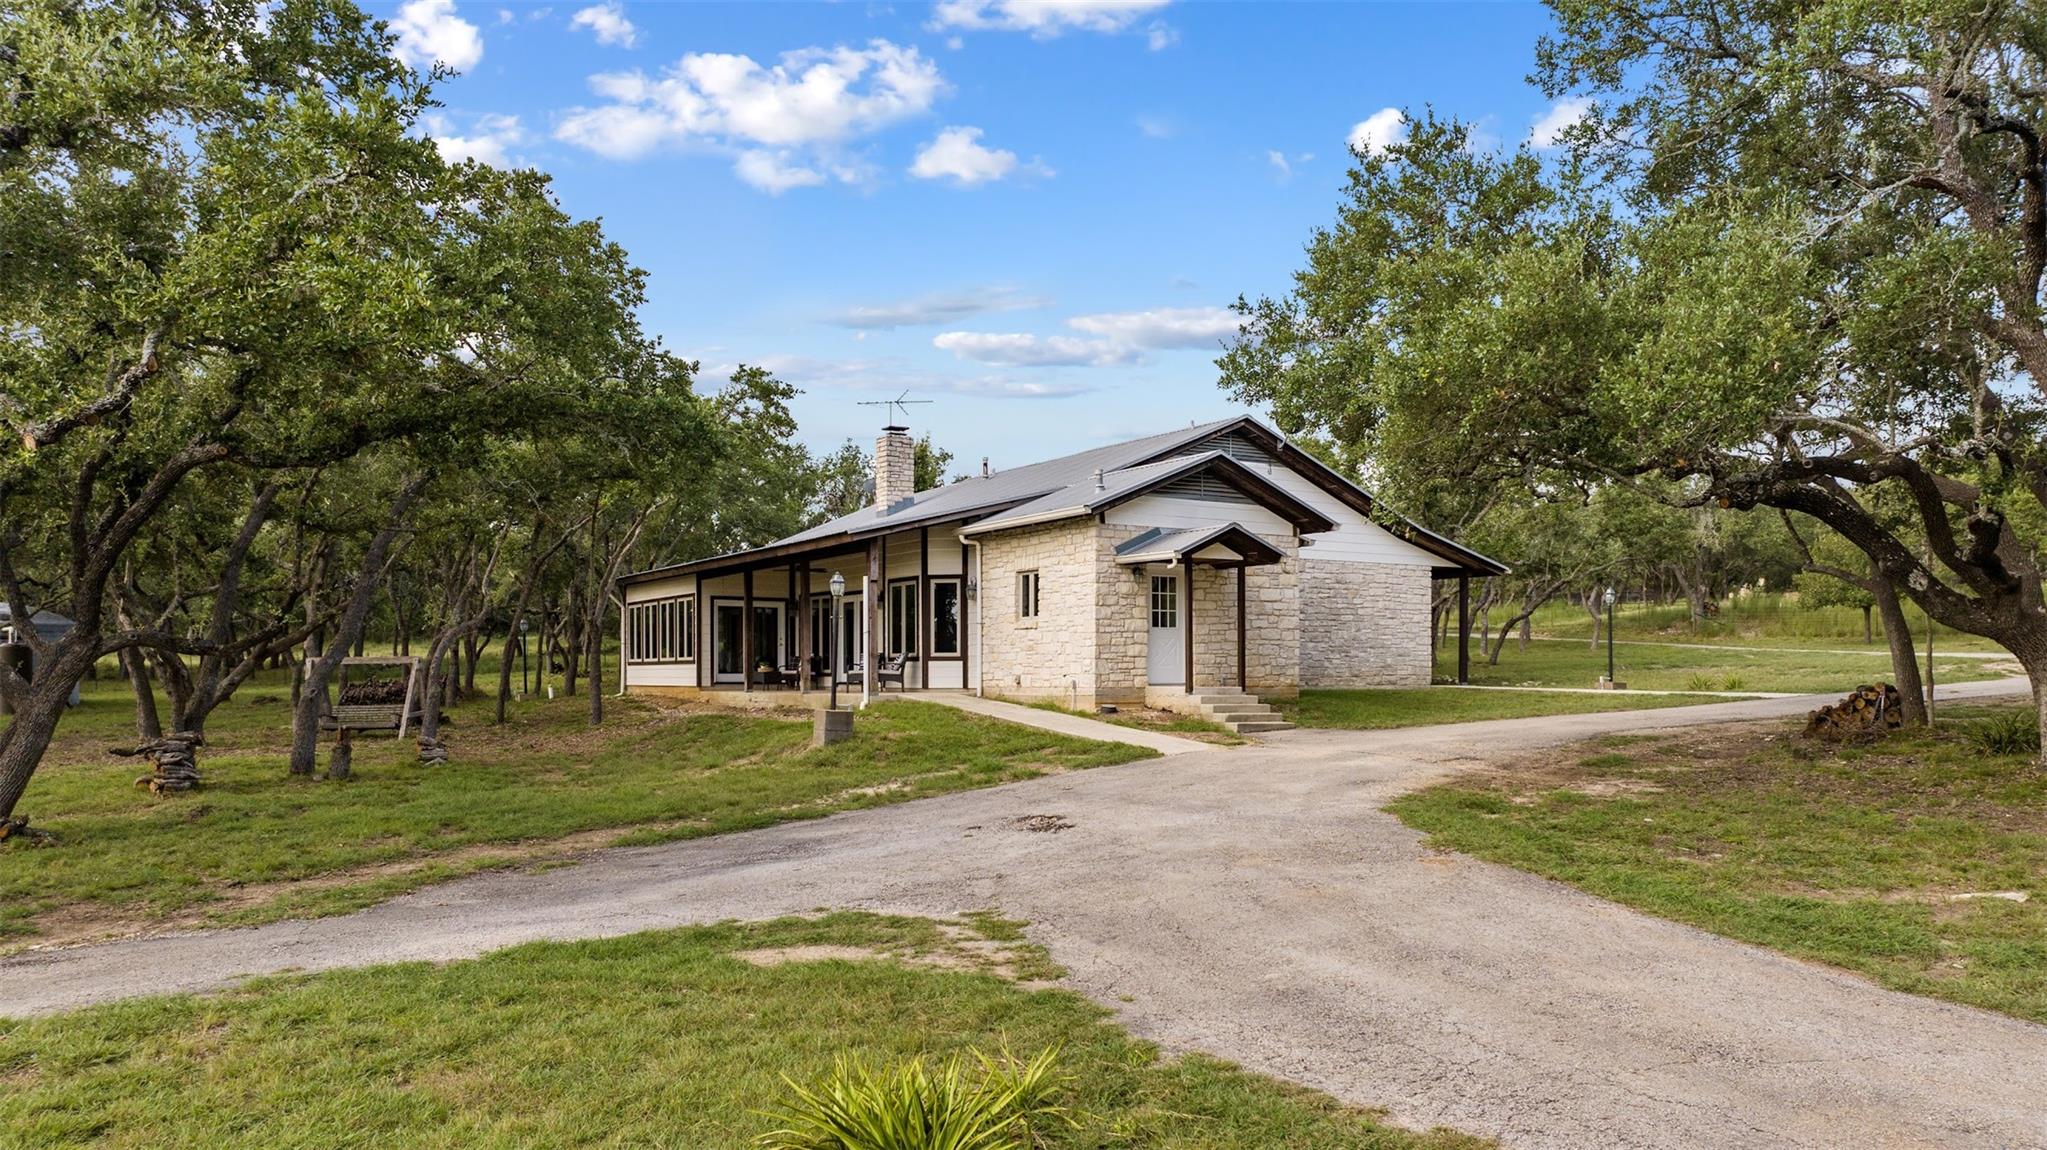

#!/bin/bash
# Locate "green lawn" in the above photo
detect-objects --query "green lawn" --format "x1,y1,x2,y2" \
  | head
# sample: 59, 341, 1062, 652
0, 913, 1488, 1150
1430, 636, 2006, 694
3, 674, 1150, 947
1279, 687, 1731, 730
1391, 705, 2047, 1023
1528, 593, 2009, 652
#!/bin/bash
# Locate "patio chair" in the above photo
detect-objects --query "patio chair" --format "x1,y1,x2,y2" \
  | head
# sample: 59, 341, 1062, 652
876, 654, 906, 691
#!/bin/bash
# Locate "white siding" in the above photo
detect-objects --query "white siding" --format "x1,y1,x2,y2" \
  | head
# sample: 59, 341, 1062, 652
1260, 465, 1441, 567
1104, 494, 1294, 537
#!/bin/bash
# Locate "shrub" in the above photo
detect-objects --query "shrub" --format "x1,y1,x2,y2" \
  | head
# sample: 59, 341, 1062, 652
1685, 674, 1715, 692
757, 1046, 1071, 1150
1721, 675, 1747, 692
1966, 710, 2041, 756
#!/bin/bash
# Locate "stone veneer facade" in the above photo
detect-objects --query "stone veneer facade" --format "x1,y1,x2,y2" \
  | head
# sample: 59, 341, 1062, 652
1296, 557, 1433, 687
978, 518, 1304, 711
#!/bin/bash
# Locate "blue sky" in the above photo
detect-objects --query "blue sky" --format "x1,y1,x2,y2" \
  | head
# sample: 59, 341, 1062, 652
377, 0, 1570, 469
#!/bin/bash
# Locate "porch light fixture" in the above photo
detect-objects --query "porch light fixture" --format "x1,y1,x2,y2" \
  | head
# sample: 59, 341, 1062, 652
1602, 587, 1618, 687
828, 571, 847, 711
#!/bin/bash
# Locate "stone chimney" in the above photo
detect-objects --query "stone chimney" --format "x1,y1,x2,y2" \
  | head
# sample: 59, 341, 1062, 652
873, 425, 915, 511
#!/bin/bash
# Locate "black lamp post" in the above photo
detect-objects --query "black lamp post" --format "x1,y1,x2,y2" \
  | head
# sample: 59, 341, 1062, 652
518, 616, 530, 695
828, 571, 846, 711
1603, 586, 1617, 685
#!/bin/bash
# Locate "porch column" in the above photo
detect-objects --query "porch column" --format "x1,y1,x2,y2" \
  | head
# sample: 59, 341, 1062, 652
1456, 573, 1470, 685
1236, 565, 1247, 689
919, 527, 930, 689
795, 561, 810, 694
864, 538, 882, 703
1184, 563, 1196, 694
742, 568, 755, 692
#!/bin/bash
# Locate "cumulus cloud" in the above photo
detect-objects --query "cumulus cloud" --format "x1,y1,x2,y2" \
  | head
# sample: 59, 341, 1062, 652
390, 0, 483, 72
1266, 150, 1291, 180
425, 112, 525, 166
830, 286, 1050, 329
1066, 306, 1239, 349
909, 126, 1049, 185
570, 1, 637, 46
933, 331, 1144, 367
1529, 96, 1591, 148
1347, 106, 1405, 156
933, 0, 1171, 38
554, 38, 947, 188
715, 354, 1093, 398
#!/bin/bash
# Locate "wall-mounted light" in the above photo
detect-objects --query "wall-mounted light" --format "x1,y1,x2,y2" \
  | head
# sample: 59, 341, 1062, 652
964, 576, 978, 602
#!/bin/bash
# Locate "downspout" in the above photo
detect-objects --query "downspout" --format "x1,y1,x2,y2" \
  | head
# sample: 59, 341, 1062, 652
958, 533, 983, 697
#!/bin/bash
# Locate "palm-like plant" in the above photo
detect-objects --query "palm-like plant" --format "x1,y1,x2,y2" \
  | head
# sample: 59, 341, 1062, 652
756, 1045, 1071, 1150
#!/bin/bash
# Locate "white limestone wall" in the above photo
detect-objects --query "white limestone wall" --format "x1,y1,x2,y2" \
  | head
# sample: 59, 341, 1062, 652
1298, 557, 1432, 687
976, 519, 1101, 708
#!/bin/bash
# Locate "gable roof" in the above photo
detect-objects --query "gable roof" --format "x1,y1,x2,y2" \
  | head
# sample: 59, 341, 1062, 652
1112, 523, 1286, 567
619, 414, 1505, 584
959, 450, 1334, 538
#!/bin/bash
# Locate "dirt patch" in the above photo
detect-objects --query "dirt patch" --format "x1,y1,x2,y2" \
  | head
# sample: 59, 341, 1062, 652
732, 944, 887, 966
1012, 814, 1074, 833
730, 920, 1056, 985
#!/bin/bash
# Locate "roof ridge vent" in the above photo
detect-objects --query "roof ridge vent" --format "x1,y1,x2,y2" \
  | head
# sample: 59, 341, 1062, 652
1092, 468, 1105, 492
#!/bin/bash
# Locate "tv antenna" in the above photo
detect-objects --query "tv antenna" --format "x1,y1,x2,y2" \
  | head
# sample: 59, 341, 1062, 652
858, 391, 933, 428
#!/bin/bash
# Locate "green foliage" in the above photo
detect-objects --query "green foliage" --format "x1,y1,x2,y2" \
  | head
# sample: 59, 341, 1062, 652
757, 1047, 1072, 1150
1967, 710, 2041, 757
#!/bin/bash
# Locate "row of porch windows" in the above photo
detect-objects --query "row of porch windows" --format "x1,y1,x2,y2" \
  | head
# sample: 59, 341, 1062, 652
624, 580, 963, 665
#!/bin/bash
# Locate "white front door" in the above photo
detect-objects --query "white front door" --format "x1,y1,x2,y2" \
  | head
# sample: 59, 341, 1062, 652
1147, 572, 1183, 685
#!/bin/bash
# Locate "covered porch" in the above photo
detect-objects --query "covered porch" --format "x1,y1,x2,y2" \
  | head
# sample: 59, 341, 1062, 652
1115, 523, 1285, 697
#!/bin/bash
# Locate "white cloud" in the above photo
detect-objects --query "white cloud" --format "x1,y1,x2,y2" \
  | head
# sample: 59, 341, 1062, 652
1347, 107, 1405, 156
1529, 96, 1591, 148
389, 0, 483, 72
1066, 305, 1239, 348
425, 112, 525, 166
1145, 20, 1177, 50
718, 353, 1093, 398
1135, 114, 1174, 139
933, 331, 1143, 367
933, 0, 1171, 38
555, 39, 947, 187
735, 149, 829, 193
831, 286, 1050, 329
909, 126, 1048, 185
496, 8, 515, 25
1266, 150, 1290, 180
570, 1, 637, 47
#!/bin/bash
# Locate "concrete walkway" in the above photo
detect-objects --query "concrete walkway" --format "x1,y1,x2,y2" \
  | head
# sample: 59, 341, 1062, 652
4, 677, 2040, 1149
1536, 635, 2017, 660
911, 691, 1216, 755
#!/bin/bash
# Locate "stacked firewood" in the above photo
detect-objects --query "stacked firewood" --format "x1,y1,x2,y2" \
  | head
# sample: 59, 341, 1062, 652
416, 735, 450, 765
340, 678, 410, 706
130, 731, 203, 794
1803, 683, 1905, 741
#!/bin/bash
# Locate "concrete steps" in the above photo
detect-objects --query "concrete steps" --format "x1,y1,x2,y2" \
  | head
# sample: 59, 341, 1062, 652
1183, 688, 1294, 735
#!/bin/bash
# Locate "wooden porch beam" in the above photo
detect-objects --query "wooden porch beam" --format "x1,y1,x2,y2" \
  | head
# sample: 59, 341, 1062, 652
742, 568, 754, 692
1457, 574, 1470, 685
1236, 565, 1247, 689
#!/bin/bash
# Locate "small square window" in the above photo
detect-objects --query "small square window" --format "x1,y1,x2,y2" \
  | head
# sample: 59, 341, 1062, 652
1017, 571, 1040, 619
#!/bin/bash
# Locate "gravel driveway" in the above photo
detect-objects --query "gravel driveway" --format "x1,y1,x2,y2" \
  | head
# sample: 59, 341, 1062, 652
5, 680, 2044, 1149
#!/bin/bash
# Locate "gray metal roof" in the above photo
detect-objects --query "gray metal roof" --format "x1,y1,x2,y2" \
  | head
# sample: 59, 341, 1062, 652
618, 413, 1508, 584
1112, 523, 1283, 565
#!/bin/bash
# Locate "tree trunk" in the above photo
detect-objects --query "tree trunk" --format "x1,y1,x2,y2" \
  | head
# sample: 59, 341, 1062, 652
1873, 576, 1927, 726
1584, 590, 1603, 650
1862, 603, 1874, 645
0, 642, 98, 825
289, 478, 426, 776
121, 647, 162, 742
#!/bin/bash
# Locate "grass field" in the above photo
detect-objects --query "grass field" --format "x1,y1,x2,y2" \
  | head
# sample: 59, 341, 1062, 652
1527, 592, 2009, 652
1278, 687, 1732, 729
1, 671, 1150, 948
1391, 704, 2047, 1023
0, 912, 1489, 1150
1429, 636, 2007, 694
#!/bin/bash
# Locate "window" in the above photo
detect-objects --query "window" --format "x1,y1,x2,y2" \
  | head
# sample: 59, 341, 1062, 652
626, 594, 694, 663
887, 581, 919, 657
1017, 571, 1040, 620
931, 579, 961, 656
1149, 575, 1177, 629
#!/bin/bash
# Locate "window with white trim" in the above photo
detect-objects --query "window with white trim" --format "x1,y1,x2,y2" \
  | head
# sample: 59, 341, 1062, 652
887, 581, 919, 657
626, 594, 695, 662
930, 578, 962, 656
1149, 575, 1177, 629
1016, 570, 1040, 620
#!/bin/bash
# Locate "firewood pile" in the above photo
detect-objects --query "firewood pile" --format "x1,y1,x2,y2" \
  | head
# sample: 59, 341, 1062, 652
1803, 683, 1905, 741
416, 735, 449, 765
340, 678, 410, 706
0, 815, 55, 845
128, 731, 203, 794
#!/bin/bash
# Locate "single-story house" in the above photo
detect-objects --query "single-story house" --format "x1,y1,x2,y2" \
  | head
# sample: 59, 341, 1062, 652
619, 415, 1504, 713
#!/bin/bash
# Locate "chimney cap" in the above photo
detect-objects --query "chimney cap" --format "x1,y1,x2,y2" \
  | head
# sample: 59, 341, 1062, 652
881, 423, 909, 434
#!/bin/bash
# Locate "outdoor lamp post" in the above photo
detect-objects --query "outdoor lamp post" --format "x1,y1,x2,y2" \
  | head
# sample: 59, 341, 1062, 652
518, 616, 530, 695
828, 571, 846, 711
1603, 587, 1618, 686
